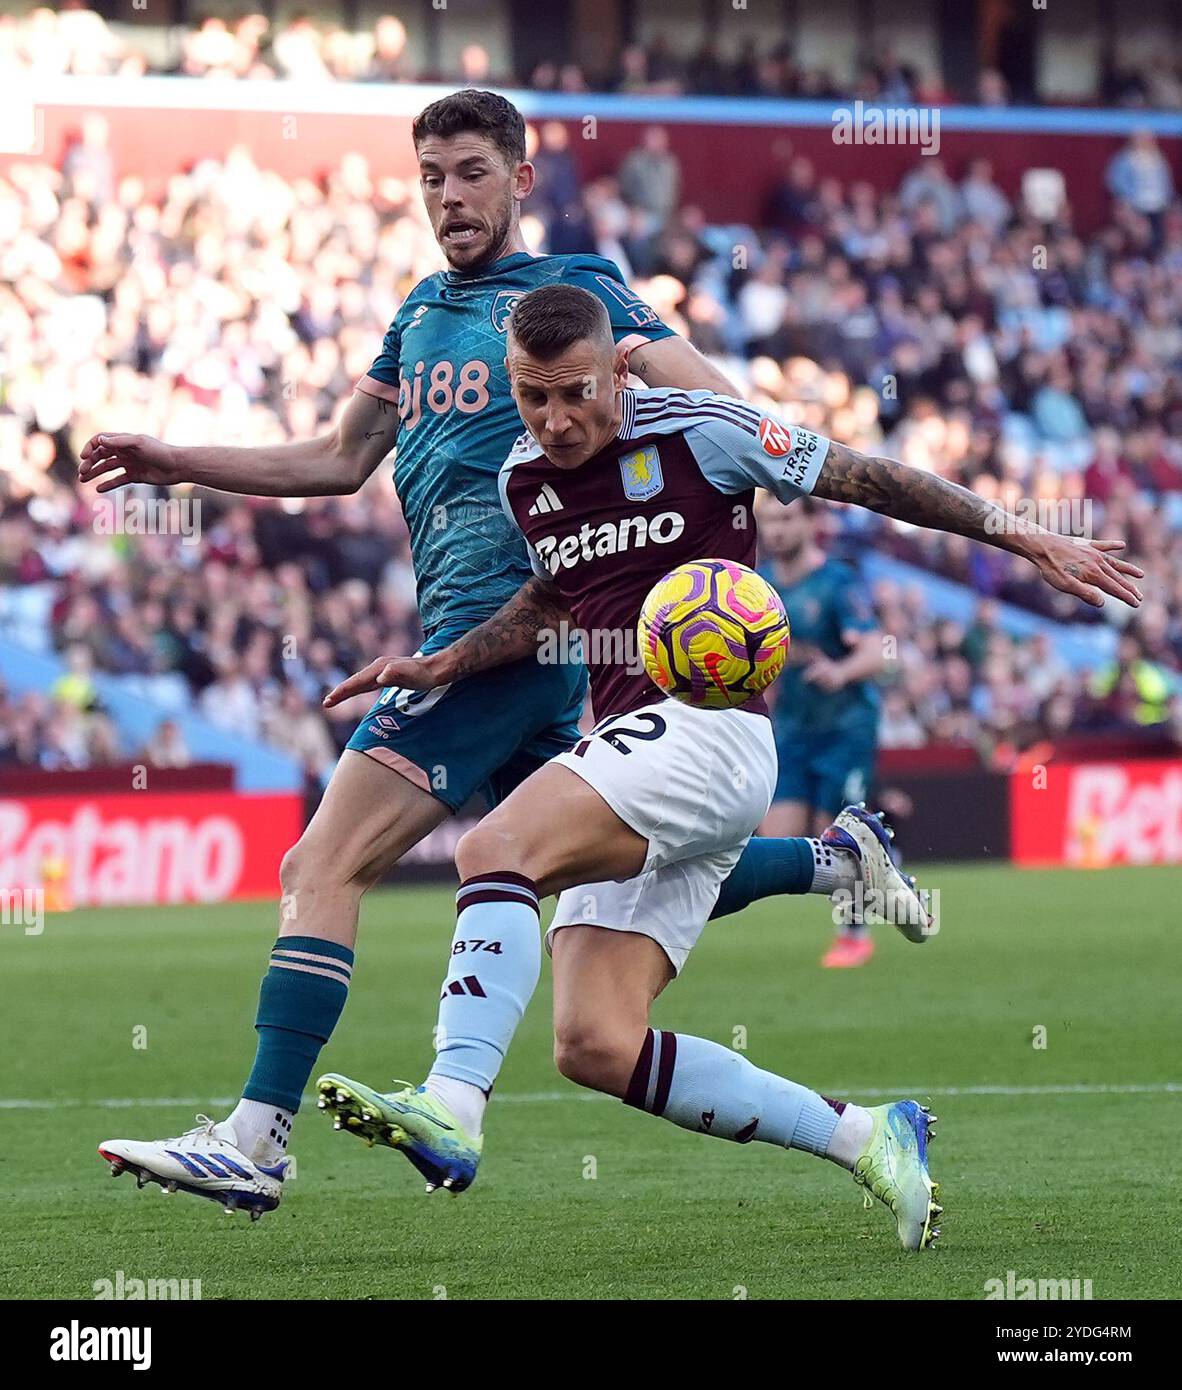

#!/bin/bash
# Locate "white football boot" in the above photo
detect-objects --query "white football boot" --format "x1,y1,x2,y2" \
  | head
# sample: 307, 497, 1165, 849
99, 1115, 288, 1221
821, 804, 934, 943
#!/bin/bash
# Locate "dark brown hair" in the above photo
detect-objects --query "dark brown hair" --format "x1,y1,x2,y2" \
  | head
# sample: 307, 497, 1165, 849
508, 284, 612, 359
412, 89, 526, 168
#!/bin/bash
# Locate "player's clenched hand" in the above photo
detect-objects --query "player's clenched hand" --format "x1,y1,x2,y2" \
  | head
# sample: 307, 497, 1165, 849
78, 433, 182, 492
803, 657, 847, 692
1026, 535, 1144, 609
322, 653, 449, 709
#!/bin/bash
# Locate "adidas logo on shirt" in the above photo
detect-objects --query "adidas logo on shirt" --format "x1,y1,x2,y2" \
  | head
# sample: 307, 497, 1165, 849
528, 485, 563, 515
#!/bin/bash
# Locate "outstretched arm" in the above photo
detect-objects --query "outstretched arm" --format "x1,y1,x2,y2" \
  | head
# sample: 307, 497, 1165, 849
322, 576, 570, 708
79, 387, 397, 498
812, 442, 1144, 609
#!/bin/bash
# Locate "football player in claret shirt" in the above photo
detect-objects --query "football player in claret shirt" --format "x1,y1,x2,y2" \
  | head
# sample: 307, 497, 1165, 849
320, 283, 1141, 1248
87, 91, 897, 1221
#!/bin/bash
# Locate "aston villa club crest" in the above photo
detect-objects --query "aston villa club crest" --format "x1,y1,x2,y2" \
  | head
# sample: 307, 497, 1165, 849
490, 290, 523, 333
619, 445, 664, 501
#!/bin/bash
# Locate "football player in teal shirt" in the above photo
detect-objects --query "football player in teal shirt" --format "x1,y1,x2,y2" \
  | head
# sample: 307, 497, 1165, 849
82, 91, 912, 1216
759, 497, 888, 968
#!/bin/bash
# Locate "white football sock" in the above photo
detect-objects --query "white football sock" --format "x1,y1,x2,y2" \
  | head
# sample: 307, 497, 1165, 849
424, 1073, 487, 1136
825, 1103, 874, 1169
808, 838, 861, 895
225, 1098, 294, 1166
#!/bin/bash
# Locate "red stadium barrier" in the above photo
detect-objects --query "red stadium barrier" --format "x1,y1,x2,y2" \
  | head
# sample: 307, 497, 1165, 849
0, 790, 300, 907
1010, 758, 1182, 867
0, 764, 234, 795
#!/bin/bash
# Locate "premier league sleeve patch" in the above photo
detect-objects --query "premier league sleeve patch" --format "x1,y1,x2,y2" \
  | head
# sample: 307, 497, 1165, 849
619, 445, 664, 500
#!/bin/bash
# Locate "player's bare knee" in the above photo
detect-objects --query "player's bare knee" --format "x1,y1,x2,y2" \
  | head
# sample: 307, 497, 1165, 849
279, 832, 363, 904
456, 818, 536, 881
278, 842, 307, 899
553, 1025, 635, 1095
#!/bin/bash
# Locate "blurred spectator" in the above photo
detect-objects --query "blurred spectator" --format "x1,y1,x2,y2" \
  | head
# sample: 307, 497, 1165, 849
976, 69, 1011, 107
685, 40, 730, 96
899, 157, 963, 235
51, 643, 97, 711
529, 121, 582, 230
271, 14, 331, 82
179, 17, 251, 79
142, 719, 192, 769
62, 113, 114, 204
1089, 633, 1172, 727
367, 15, 411, 83
198, 656, 262, 739
879, 688, 927, 748
263, 682, 337, 783
961, 158, 1011, 234
458, 43, 491, 86
1106, 130, 1175, 221
617, 126, 681, 229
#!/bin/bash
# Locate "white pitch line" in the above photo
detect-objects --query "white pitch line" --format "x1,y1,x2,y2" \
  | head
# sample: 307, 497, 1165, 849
0, 1082, 1179, 1111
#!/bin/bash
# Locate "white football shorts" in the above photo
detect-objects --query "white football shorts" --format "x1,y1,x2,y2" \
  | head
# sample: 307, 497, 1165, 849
546, 699, 777, 973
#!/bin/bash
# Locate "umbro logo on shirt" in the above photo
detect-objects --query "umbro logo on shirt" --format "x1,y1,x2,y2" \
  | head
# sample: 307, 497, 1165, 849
528, 484, 563, 515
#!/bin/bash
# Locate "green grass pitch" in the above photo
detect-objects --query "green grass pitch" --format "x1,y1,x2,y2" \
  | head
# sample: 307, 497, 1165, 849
1, 863, 1178, 1300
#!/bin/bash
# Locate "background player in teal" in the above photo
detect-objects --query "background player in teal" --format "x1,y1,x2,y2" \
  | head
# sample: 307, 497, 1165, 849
758, 497, 887, 968
82, 90, 918, 1216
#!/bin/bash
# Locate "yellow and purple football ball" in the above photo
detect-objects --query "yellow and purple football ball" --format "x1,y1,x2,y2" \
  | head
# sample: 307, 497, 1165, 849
638, 559, 791, 709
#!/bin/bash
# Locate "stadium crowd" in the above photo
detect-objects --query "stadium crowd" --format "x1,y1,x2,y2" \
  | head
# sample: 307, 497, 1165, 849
0, 5, 950, 99
5, 2, 1182, 110
3, 92, 1182, 780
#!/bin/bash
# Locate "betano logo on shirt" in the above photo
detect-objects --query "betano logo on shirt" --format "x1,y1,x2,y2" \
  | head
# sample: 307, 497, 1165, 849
535, 511, 685, 573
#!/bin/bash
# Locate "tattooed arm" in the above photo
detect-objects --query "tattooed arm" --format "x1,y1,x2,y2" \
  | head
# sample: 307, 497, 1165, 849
322, 577, 571, 708
814, 442, 1144, 609
80, 388, 396, 498
628, 335, 743, 396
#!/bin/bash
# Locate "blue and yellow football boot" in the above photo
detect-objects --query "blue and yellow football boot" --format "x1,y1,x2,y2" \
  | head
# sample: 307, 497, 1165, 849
852, 1099, 942, 1250
316, 1073, 481, 1194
